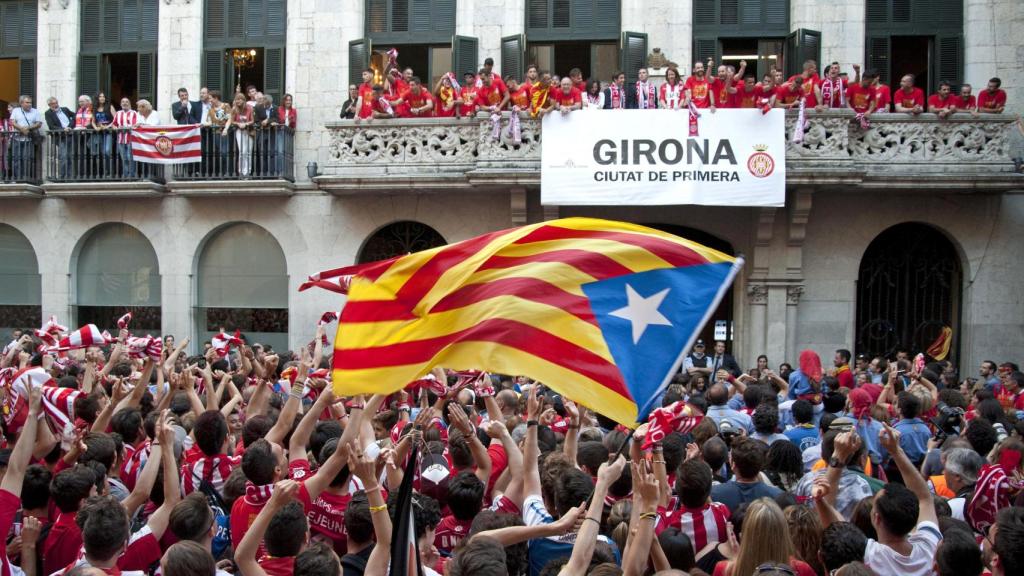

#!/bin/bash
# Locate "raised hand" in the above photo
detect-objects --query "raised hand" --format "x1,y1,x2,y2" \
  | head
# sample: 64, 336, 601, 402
268, 479, 299, 509
597, 455, 627, 486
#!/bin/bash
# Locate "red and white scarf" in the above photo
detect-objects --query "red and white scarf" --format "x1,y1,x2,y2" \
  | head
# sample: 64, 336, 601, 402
506, 109, 521, 144
662, 83, 684, 109
688, 101, 701, 137
245, 481, 275, 505
609, 84, 624, 109
821, 76, 845, 108
126, 335, 162, 361
636, 81, 656, 109
377, 97, 393, 116
792, 96, 808, 144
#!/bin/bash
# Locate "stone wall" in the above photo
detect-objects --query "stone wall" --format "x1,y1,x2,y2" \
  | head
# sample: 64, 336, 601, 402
156, 0, 202, 114
964, 0, 1024, 113
621, 0, 693, 74
791, 0, 865, 72
36, 0, 79, 107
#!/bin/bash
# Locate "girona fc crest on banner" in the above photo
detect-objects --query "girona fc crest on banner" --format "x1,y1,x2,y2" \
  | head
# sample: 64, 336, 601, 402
154, 135, 174, 156
747, 145, 775, 178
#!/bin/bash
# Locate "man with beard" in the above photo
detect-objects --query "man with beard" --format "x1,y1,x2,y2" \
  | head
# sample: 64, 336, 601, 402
928, 81, 958, 119
474, 70, 509, 113
685, 60, 714, 110
956, 83, 978, 114
848, 70, 879, 116
977, 77, 1007, 113
775, 76, 807, 109
710, 60, 746, 109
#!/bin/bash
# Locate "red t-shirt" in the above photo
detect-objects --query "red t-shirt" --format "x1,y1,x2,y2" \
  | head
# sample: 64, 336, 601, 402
685, 77, 713, 108
260, 555, 295, 576
370, 96, 392, 116
435, 86, 459, 117
434, 515, 473, 555
0, 490, 20, 576
231, 494, 268, 560
978, 89, 1007, 111
788, 73, 821, 107
873, 84, 891, 112
551, 87, 582, 107
509, 86, 531, 110
401, 88, 434, 117
711, 78, 739, 108
928, 93, 956, 110
847, 83, 876, 114
894, 87, 925, 110
357, 83, 374, 119
775, 84, 803, 107
459, 86, 480, 116
957, 95, 977, 110
737, 86, 761, 108
43, 512, 82, 576
475, 83, 508, 109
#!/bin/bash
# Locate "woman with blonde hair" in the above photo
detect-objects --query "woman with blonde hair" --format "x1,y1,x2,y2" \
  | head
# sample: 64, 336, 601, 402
224, 92, 253, 176
711, 498, 816, 576
784, 504, 824, 575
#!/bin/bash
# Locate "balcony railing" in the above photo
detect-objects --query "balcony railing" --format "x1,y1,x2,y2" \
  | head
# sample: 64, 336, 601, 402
38, 125, 294, 184
317, 111, 1022, 193
1, 131, 43, 185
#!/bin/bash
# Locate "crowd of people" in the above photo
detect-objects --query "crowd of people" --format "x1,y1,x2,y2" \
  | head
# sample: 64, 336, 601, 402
1, 316, 1023, 576
339, 57, 1010, 121
0, 85, 297, 182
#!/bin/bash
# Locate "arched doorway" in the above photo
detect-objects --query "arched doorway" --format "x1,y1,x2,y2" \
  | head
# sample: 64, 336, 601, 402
358, 221, 447, 264
643, 224, 736, 349
195, 223, 288, 353
856, 223, 962, 361
0, 224, 41, 340
73, 223, 161, 332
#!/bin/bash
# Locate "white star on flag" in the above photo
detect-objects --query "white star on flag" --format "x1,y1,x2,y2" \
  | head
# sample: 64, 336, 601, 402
609, 284, 673, 344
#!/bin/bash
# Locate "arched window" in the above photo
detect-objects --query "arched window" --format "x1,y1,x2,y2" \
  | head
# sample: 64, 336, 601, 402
0, 224, 41, 338
856, 223, 962, 361
74, 223, 161, 331
643, 224, 735, 347
196, 223, 288, 353
358, 221, 447, 264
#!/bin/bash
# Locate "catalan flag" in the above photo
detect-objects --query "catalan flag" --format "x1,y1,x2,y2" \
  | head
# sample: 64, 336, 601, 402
301, 218, 742, 426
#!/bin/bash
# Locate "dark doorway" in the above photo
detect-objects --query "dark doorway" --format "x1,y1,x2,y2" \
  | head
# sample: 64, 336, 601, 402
643, 224, 736, 350
527, 41, 617, 82
719, 38, 785, 81
358, 221, 447, 264
229, 48, 265, 95
890, 36, 931, 96
106, 52, 138, 104
856, 223, 961, 362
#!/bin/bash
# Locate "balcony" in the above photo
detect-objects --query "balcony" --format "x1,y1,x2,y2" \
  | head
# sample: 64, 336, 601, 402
0, 132, 43, 195
0, 126, 295, 197
316, 111, 1023, 194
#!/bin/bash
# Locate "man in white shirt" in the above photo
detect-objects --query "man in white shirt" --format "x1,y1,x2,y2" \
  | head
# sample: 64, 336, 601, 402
9, 95, 42, 180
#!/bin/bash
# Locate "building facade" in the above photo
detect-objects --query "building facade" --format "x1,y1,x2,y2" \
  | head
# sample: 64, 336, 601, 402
1, 0, 1022, 371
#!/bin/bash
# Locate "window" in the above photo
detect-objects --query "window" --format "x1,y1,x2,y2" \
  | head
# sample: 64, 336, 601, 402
352, 1, 459, 88
73, 223, 161, 333
693, 0, 791, 76
0, 0, 37, 102
203, 0, 286, 104
196, 223, 288, 353
864, 0, 962, 90
78, 0, 158, 107
524, 0, 622, 82
358, 221, 446, 264
0, 224, 41, 338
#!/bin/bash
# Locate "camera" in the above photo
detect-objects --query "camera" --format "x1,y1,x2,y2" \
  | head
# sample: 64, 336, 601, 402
931, 402, 965, 443
718, 420, 741, 447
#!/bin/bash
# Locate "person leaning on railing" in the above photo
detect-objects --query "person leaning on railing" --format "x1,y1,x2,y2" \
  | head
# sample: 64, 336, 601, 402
0, 103, 11, 180
225, 92, 254, 177
205, 90, 231, 177
9, 95, 42, 181
44, 97, 74, 180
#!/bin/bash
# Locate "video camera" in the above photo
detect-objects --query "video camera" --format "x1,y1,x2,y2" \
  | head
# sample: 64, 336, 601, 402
931, 402, 965, 443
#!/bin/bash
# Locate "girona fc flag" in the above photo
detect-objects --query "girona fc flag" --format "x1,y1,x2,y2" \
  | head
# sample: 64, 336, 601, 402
130, 125, 202, 164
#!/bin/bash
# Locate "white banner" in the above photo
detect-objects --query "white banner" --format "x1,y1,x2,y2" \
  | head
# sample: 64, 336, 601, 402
541, 109, 786, 207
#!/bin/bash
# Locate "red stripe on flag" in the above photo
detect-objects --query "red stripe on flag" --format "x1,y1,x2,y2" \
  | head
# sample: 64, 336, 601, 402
392, 228, 518, 301
514, 225, 710, 268
336, 318, 630, 399
479, 249, 635, 279
413, 277, 597, 324
131, 134, 202, 146
131, 149, 201, 159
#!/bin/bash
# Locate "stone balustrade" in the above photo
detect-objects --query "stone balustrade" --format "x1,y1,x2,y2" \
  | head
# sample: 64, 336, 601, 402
317, 111, 1022, 193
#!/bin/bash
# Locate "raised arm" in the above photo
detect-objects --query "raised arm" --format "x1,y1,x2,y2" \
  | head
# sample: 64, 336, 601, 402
449, 403, 491, 484
879, 422, 937, 526
558, 456, 626, 576
236, 480, 299, 576
0, 385, 41, 494
122, 411, 169, 517
563, 399, 581, 464
290, 389, 333, 463
349, 445, 392, 575
623, 460, 659, 576
143, 411, 181, 540
522, 386, 543, 499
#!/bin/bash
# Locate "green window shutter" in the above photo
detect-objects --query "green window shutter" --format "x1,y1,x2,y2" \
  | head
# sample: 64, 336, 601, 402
349, 38, 370, 87
866, 36, 891, 84
264, 46, 284, 103
203, 49, 225, 96
934, 34, 962, 88
103, 0, 120, 46
721, 0, 738, 24
620, 31, 646, 83
122, 0, 139, 44
595, 0, 620, 38
137, 51, 155, 106
500, 34, 524, 84
141, 0, 158, 43
552, 0, 570, 28
19, 57, 36, 102
227, 0, 244, 39
205, 0, 225, 40
694, 0, 716, 25
786, 29, 821, 77
866, 0, 888, 23
693, 36, 719, 68
931, 0, 962, 26
82, 0, 101, 47
433, 0, 455, 32
1, 2, 19, 51
392, 0, 409, 32
765, 0, 787, 25
367, 0, 387, 34
411, 0, 430, 34
246, 0, 266, 38
740, 0, 760, 25
78, 54, 102, 98
452, 35, 479, 79
267, 0, 286, 38
527, 0, 548, 29
893, 0, 910, 22
572, 0, 593, 34
22, 0, 37, 49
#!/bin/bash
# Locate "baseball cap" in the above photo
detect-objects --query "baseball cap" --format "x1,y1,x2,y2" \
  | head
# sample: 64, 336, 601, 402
695, 339, 706, 347
829, 417, 855, 432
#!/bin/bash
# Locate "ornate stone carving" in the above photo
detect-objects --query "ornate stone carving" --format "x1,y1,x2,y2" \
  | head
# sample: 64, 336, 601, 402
748, 284, 768, 305
786, 285, 804, 305
846, 119, 1012, 163
326, 122, 479, 166
476, 117, 543, 161
785, 115, 849, 159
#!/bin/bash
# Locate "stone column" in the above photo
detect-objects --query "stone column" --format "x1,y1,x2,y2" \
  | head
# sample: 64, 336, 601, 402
457, 0, 526, 66
621, 0, 692, 73
790, 0, 865, 74
291, 0, 356, 182
786, 285, 804, 361
156, 0, 202, 115
964, 0, 1024, 113
747, 284, 768, 367
37, 0, 80, 106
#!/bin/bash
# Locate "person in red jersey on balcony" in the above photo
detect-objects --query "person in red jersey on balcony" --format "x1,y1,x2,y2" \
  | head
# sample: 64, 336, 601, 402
775, 76, 807, 109
978, 77, 1007, 113
956, 83, 978, 114
928, 81, 958, 119
543, 77, 582, 116
354, 69, 375, 120
686, 60, 715, 110
710, 60, 746, 109
433, 74, 460, 118
474, 70, 509, 114
787, 59, 821, 108
894, 74, 925, 115
458, 71, 480, 118
400, 77, 434, 118
818, 62, 860, 110
847, 70, 879, 116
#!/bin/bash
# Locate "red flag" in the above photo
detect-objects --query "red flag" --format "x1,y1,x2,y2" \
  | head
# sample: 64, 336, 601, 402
130, 125, 202, 164
211, 329, 242, 357
642, 401, 703, 449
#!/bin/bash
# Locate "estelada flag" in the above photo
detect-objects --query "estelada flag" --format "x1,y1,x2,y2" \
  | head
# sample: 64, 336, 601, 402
301, 218, 742, 426
130, 125, 201, 164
